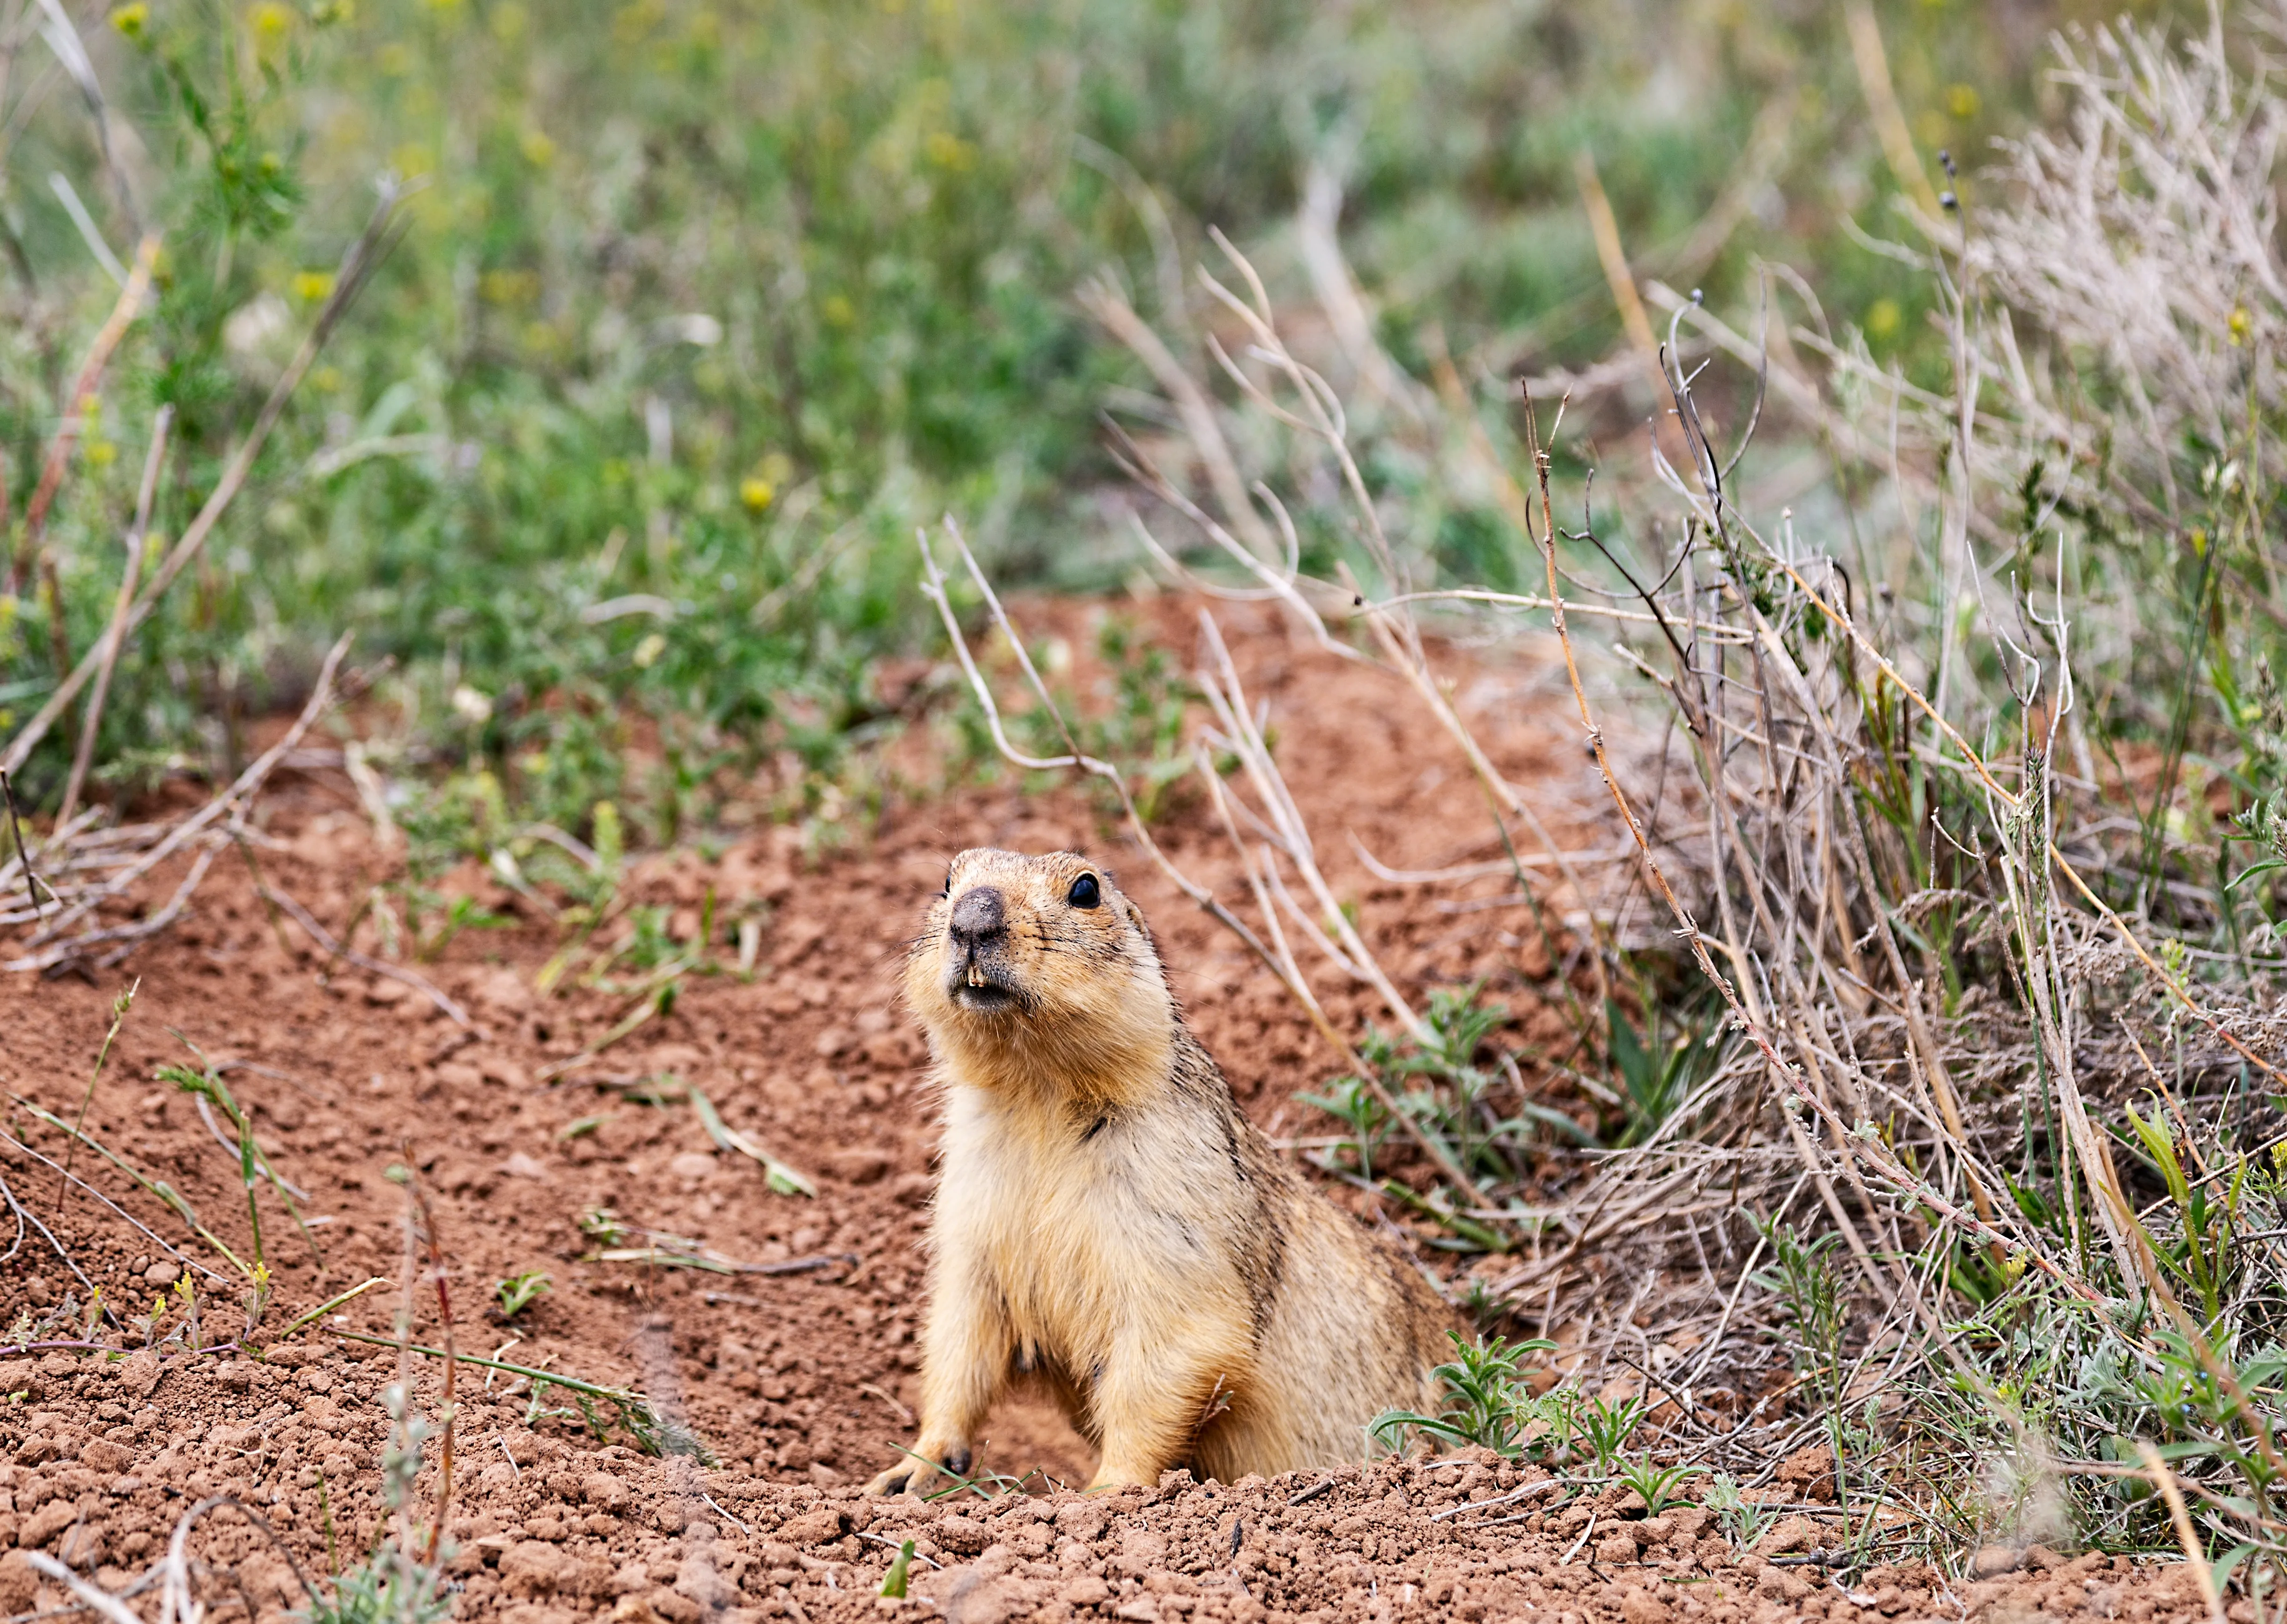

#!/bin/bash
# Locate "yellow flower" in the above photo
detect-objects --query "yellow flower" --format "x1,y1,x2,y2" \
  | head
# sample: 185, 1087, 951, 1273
251, 1, 291, 43
479, 268, 540, 305
111, 2, 149, 40
2230, 307, 2251, 347
739, 477, 775, 513
291, 269, 335, 303
613, 0, 663, 42
820, 293, 855, 327
1866, 298, 1901, 339
1945, 84, 1980, 121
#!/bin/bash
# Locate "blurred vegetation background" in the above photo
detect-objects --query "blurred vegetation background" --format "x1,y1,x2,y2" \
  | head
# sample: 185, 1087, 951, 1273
0, 0, 2178, 844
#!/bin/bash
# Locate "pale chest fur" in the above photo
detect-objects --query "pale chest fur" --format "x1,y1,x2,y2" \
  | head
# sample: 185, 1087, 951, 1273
932, 1078, 1262, 1375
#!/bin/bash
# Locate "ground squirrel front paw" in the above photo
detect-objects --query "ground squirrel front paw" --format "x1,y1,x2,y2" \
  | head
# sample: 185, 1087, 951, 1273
865, 1440, 972, 1497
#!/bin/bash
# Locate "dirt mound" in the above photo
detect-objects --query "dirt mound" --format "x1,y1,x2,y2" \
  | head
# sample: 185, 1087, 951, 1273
0, 602, 2213, 1621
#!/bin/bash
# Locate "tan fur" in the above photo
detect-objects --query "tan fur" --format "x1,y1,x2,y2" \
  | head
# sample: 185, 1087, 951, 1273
866, 848, 1457, 1497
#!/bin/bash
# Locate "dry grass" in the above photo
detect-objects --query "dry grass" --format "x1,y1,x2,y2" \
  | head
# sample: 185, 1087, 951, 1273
932, 7, 2287, 1594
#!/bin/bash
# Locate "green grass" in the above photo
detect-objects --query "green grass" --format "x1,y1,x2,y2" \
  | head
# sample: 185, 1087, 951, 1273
0, 0, 2124, 844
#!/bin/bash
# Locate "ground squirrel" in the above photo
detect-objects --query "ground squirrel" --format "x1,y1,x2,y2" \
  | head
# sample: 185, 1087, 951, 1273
867, 847, 1456, 1496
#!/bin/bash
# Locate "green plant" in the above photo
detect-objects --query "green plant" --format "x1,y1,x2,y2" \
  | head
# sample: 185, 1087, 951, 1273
156, 1039, 325, 1291
1616, 1454, 1696, 1517
1703, 1473, 1777, 1553
1573, 1393, 1647, 1475
493, 1270, 551, 1319
879, 1540, 916, 1599
294, 1368, 454, 1624
1305, 987, 1587, 1249
898, 1449, 1044, 1504
2118, 1097, 2243, 1325
1753, 1218, 1848, 1407
1029, 618, 1200, 823
1293, 1073, 1394, 1180
296, 1548, 452, 1624
54, 980, 137, 1208
1602, 997, 1723, 1148
616, 1401, 718, 1465
1369, 1330, 1563, 1460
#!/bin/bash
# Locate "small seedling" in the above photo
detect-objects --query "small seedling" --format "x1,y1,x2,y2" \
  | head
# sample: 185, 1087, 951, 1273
1704, 1472, 1777, 1551
578, 1207, 630, 1248
1573, 1393, 1646, 1474
240, 1263, 271, 1336
1616, 1453, 1695, 1516
880, 1539, 915, 1598
172, 1274, 201, 1351
494, 1270, 552, 1318
618, 1400, 717, 1463
1294, 1073, 1394, 1180
299, 1550, 453, 1624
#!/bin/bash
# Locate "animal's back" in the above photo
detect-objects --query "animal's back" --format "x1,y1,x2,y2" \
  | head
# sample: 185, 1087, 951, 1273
1193, 1120, 1454, 1478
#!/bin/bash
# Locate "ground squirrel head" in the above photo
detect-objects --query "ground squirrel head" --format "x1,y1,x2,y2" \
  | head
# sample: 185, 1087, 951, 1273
906, 848, 1173, 1100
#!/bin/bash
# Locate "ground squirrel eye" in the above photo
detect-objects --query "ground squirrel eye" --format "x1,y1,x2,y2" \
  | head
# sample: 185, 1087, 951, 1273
1067, 873, 1100, 908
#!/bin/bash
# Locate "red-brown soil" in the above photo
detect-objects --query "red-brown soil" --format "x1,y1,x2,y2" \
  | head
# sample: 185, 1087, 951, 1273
0, 600, 2221, 1622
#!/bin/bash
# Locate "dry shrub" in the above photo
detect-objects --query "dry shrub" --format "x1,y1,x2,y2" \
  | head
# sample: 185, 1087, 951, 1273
941, 4, 2286, 1585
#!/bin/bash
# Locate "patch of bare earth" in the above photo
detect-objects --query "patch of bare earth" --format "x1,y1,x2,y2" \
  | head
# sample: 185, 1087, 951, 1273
0, 601, 2218, 1622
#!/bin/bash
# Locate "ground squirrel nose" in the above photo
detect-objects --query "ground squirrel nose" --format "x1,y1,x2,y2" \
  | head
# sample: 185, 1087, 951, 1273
949, 885, 1006, 948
